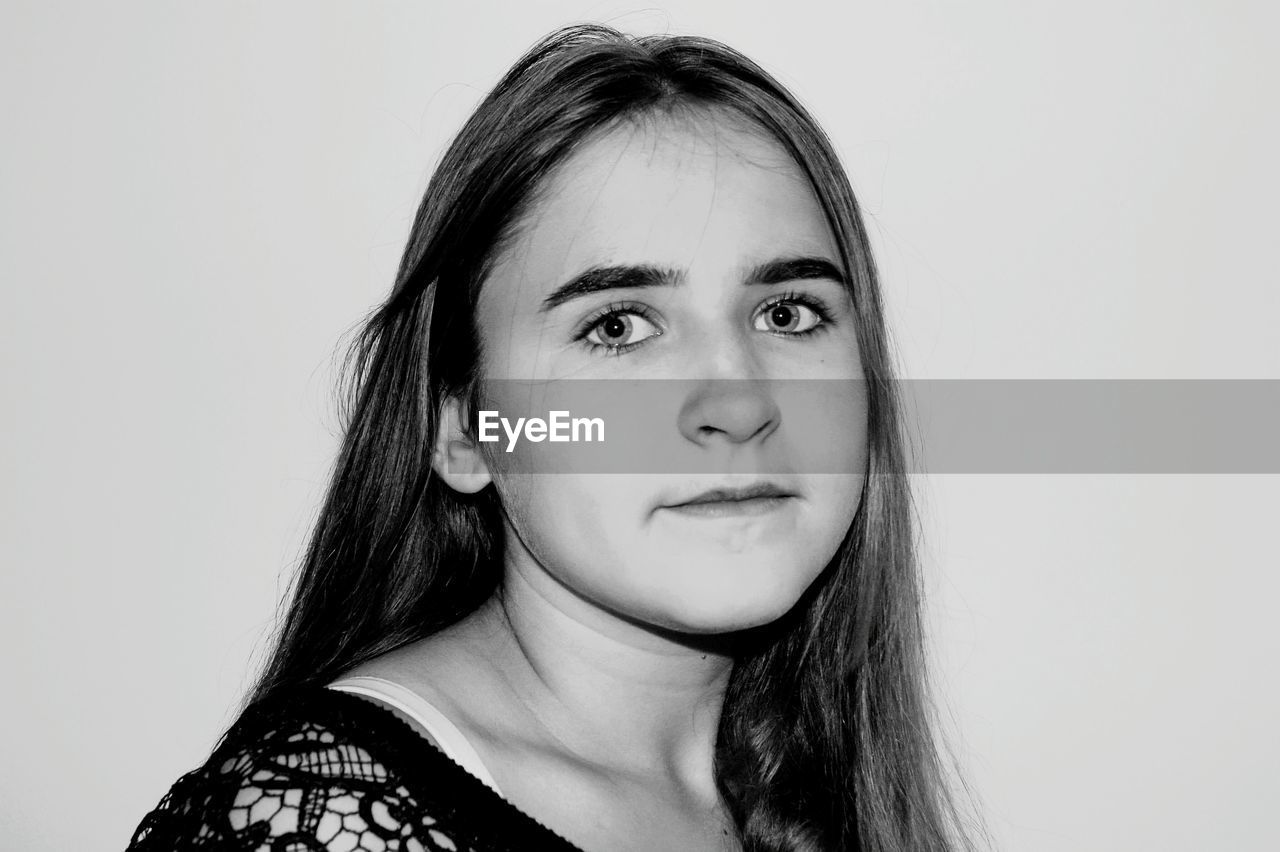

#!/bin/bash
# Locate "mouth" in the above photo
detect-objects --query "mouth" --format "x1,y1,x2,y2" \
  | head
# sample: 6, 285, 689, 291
660, 483, 798, 518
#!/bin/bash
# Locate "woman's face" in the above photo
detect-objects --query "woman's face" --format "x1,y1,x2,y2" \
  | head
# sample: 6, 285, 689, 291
466, 114, 867, 635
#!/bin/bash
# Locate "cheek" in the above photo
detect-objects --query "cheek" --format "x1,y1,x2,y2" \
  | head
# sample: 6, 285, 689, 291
491, 475, 637, 565
803, 472, 866, 556
778, 379, 869, 476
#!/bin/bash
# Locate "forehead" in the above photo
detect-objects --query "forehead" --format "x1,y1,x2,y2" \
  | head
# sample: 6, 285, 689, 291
479, 113, 838, 308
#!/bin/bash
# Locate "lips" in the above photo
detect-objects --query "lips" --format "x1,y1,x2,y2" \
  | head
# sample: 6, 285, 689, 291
656, 482, 799, 520
667, 482, 795, 507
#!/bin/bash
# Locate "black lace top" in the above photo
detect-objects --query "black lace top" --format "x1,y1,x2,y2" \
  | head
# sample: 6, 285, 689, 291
126, 687, 586, 851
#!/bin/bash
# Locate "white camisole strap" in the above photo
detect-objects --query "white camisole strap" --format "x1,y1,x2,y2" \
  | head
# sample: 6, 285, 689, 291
326, 675, 505, 799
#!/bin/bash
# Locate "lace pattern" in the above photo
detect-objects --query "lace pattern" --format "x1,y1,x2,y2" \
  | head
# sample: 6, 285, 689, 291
127, 688, 584, 851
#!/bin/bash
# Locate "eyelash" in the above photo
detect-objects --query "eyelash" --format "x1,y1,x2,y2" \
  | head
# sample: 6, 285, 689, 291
573, 301, 659, 356
757, 291, 835, 337
573, 292, 837, 355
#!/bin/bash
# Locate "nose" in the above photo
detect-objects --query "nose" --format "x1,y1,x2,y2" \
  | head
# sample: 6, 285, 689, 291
677, 379, 781, 446
672, 305, 785, 446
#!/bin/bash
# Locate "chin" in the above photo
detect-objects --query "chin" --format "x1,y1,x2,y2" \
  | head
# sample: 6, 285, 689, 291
645, 568, 822, 636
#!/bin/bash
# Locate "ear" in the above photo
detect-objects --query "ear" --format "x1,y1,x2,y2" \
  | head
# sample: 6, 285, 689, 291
431, 394, 493, 494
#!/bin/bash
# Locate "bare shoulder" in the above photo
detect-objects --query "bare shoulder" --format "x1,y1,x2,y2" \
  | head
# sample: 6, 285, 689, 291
338, 612, 524, 749
343, 634, 496, 716
333, 687, 444, 750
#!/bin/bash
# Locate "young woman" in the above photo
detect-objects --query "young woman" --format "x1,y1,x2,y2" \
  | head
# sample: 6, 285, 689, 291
128, 24, 972, 852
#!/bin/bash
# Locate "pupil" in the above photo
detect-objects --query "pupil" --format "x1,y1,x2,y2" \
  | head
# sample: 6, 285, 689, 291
602, 315, 629, 340
771, 305, 795, 329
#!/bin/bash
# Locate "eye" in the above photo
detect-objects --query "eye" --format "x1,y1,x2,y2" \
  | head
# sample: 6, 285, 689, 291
752, 293, 829, 335
580, 306, 663, 352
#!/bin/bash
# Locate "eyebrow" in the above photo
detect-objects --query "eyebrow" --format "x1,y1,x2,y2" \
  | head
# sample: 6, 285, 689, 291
538, 256, 846, 312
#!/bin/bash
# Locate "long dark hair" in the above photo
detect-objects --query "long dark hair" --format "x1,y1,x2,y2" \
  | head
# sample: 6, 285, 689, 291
246, 24, 972, 852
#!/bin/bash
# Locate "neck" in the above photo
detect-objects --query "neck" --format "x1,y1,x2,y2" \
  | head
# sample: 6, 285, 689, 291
466, 552, 734, 800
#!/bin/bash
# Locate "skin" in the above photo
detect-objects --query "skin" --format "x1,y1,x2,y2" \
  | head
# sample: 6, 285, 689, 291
349, 113, 868, 852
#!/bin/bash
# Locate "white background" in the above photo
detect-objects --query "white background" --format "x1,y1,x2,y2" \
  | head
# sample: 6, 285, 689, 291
3, 2, 1277, 849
